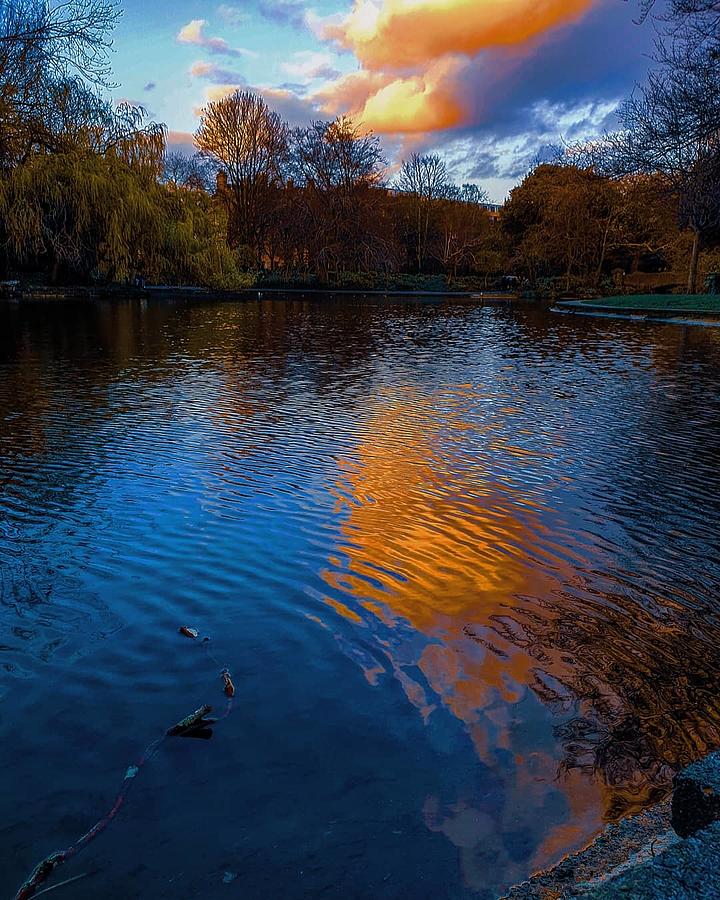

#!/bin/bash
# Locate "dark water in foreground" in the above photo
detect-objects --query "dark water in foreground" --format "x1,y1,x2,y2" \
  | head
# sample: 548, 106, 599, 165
2, 296, 720, 899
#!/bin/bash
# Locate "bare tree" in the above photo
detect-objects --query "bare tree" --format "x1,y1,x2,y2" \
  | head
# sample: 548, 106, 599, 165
0, 0, 120, 84
433, 183, 492, 277
291, 116, 385, 193
397, 153, 449, 199
0, 0, 121, 167
607, 50, 720, 292
195, 89, 288, 263
163, 151, 215, 192
397, 153, 450, 271
636, 0, 720, 34
288, 117, 387, 281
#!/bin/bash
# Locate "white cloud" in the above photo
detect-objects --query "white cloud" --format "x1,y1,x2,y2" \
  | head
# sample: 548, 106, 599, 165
281, 51, 341, 83
177, 19, 256, 58
217, 4, 248, 26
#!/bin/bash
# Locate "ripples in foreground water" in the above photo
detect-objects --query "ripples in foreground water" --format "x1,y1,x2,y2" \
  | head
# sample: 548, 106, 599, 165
2, 296, 720, 898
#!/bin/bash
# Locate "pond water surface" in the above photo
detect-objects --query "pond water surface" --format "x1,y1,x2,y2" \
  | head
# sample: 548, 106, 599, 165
2, 296, 720, 899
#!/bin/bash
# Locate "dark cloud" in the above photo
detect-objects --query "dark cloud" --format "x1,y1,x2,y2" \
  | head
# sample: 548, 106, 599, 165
311, 63, 341, 80
256, 86, 319, 126
421, 0, 658, 189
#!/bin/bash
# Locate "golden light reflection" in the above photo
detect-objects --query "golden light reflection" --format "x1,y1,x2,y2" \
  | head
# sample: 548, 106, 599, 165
314, 381, 720, 890
315, 385, 602, 888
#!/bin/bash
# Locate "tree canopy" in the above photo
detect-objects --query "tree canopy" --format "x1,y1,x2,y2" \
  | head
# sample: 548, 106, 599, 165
0, 0, 714, 295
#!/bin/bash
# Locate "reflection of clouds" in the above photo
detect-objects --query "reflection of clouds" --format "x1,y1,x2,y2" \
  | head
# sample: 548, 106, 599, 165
314, 384, 591, 890
313, 375, 720, 891
321, 384, 562, 703
324, 386, 555, 621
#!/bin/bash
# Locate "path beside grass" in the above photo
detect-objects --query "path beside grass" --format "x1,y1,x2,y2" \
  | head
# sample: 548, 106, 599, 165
554, 294, 720, 326
562, 294, 720, 313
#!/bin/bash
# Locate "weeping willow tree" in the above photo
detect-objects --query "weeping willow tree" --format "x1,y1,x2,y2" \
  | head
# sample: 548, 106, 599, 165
0, 148, 243, 286
159, 188, 244, 289
1, 150, 155, 280
0, 80, 242, 286
0, 83, 167, 280
0, 0, 244, 288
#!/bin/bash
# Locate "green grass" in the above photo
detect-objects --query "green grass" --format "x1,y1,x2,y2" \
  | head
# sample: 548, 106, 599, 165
586, 294, 720, 312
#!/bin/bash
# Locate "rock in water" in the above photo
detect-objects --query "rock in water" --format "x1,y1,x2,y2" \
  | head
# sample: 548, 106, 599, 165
671, 752, 720, 838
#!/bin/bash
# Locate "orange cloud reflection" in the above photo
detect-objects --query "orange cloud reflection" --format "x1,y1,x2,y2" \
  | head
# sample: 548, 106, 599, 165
317, 386, 598, 888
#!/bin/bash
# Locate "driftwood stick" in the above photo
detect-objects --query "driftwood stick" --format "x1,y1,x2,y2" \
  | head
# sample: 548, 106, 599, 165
166, 705, 213, 737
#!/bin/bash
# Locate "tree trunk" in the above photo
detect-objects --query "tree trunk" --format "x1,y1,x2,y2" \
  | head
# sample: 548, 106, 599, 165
594, 216, 613, 286
687, 227, 700, 294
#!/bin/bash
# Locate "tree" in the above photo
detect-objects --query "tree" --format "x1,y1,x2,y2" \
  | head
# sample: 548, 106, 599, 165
195, 90, 289, 264
0, 0, 121, 168
503, 165, 621, 289
573, 1, 720, 292
291, 116, 385, 193
637, 0, 720, 37
163, 152, 215, 192
432, 183, 492, 276
0, 133, 242, 288
289, 117, 388, 280
0, 0, 119, 84
607, 56, 720, 292
397, 153, 450, 271
610, 174, 683, 276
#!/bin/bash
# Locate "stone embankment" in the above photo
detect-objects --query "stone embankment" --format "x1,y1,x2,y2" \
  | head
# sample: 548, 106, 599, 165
504, 753, 720, 899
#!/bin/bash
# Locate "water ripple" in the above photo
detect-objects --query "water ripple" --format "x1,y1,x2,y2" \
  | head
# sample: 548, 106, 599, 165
2, 298, 720, 897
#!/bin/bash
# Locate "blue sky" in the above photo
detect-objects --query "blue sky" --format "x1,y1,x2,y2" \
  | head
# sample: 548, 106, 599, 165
110, 1, 658, 201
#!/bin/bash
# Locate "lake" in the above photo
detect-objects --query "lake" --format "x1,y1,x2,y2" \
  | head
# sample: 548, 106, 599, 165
2, 296, 720, 899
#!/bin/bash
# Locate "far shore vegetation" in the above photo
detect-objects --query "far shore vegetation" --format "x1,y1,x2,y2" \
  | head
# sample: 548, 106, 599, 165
2, 0, 720, 300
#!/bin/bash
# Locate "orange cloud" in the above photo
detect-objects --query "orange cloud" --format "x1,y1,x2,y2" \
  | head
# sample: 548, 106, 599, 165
325, 0, 596, 70
310, 0, 597, 138
356, 58, 466, 132
205, 85, 242, 102
314, 70, 390, 116
192, 84, 242, 117
315, 58, 467, 133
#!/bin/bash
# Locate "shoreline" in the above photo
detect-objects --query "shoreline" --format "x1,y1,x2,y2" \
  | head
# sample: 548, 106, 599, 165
554, 296, 720, 327
0, 284, 523, 302
503, 752, 720, 899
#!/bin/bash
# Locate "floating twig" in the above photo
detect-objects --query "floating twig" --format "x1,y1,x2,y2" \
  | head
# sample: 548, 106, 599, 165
32, 871, 96, 896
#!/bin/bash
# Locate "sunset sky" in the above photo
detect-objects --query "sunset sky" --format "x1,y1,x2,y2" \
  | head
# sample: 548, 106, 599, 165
113, 0, 656, 200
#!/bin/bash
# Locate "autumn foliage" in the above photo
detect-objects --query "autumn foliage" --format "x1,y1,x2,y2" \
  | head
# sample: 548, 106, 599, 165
0, 1, 715, 294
